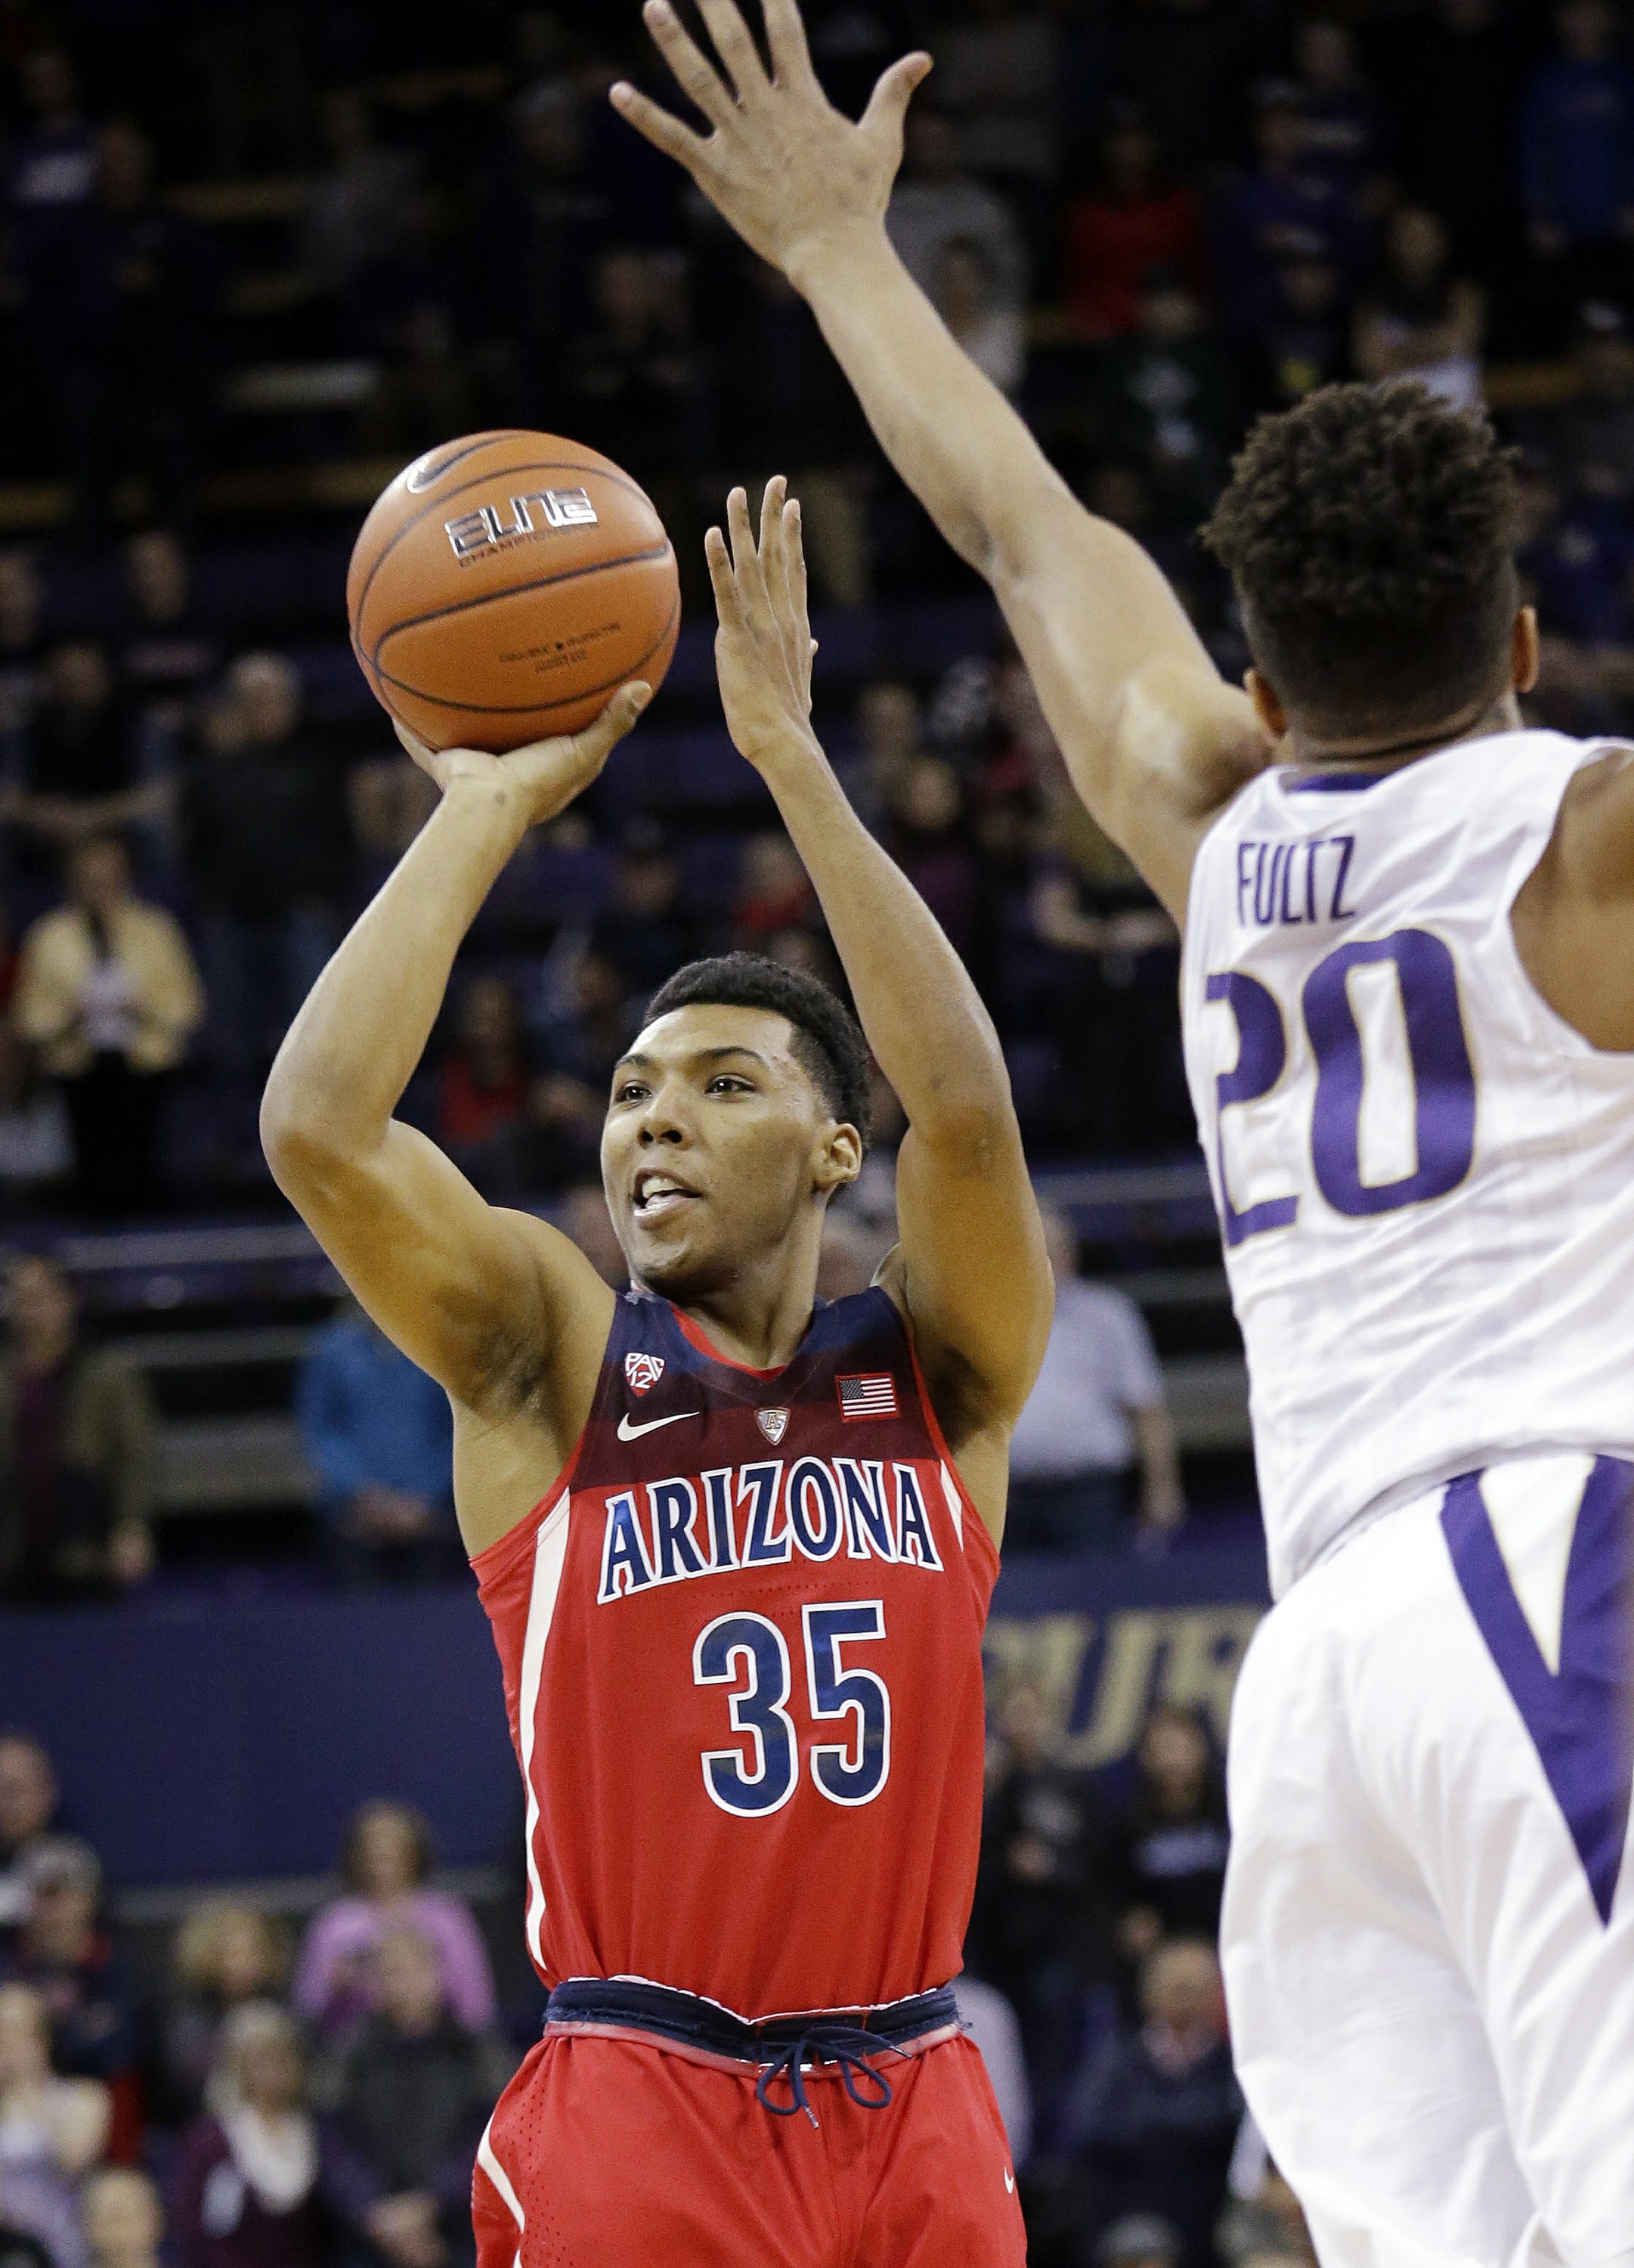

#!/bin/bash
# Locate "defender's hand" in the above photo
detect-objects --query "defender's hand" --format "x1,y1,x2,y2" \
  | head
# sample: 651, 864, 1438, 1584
393, 681, 650, 832
611, 0, 930, 280
708, 479, 822, 773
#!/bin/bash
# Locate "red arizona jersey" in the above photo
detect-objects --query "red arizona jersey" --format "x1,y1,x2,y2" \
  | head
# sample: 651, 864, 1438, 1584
472, 1285, 998, 2019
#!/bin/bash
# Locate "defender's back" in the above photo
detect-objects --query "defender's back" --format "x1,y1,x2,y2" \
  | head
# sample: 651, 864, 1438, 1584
1181, 730, 1634, 1596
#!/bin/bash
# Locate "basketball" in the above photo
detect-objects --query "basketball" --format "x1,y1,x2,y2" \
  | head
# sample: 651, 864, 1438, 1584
347, 429, 681, 753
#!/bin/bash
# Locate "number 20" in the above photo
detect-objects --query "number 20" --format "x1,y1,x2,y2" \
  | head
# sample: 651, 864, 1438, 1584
692, 1603, 890, 1818
1207, 928, 1476, 1245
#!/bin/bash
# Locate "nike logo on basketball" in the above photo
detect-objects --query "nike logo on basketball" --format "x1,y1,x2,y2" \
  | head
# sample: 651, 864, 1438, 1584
617, 1410, 701, 1441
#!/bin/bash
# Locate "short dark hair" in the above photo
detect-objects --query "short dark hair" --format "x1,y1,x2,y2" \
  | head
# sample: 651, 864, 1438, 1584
642, 953, 872, 1146
1201, 381, 1519, 733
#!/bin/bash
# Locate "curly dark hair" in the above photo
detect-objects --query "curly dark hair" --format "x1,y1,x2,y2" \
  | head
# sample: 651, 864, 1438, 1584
642, 952, 872, 1147
1201, 381, 1519, 733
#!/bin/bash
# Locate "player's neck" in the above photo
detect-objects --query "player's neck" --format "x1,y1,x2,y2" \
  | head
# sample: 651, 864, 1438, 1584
1287, 689, 1524, 776
653, 1247, 825, 1374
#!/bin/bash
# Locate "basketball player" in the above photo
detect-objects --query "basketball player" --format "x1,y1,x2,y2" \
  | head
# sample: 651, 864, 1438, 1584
262, 482, 1051, 2266
617, 8, 1634, 2266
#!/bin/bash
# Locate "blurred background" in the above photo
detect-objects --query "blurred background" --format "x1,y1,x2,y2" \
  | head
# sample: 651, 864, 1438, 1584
0, 1, 1625, 2262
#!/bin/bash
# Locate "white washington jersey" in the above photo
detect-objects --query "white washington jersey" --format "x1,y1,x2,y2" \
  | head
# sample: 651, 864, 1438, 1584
1181, 729, 1634, 1598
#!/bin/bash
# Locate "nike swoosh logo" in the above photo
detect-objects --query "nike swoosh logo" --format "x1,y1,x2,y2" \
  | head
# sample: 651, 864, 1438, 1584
617, 1410, 701, 1441
1003, 2170, 1014, 2194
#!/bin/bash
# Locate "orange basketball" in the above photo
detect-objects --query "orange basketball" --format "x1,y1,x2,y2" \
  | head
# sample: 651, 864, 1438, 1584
347, 429, 681, 753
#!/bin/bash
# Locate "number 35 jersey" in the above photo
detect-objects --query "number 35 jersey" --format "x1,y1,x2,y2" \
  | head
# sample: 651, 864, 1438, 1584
472, 1284, 998, 2019
1181, 730, 1634, 1599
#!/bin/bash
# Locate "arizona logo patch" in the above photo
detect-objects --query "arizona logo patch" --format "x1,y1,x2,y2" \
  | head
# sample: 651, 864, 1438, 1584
756, 1407, 790, 1445
624, 1352, 665, 1396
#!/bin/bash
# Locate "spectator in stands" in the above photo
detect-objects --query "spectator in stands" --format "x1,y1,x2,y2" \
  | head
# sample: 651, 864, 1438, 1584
716, 262, 873, 606
934, 237, 1026, 397
323, 1928, 509, 2268
1522, 2, 1634, 290
184, 655, 342, 1092
588, 822, 696, 1002
80, 2170, 160, 2268
1105, 1706, 1230, 1969
1290, 18, 1387, 194
1091, 270, 1239, 528
558, 1184, 626, 1288
0, 1030, 70, 1217
883, 756, 979, 959
0, 1981, 109, 2268
973, 1680, 1104, 2138
472, 79, 611, 410
169, 2005, 333, 2268
0, 1742, 57, 1937
12, 835, 203, 1216
2, 1843, 138, 2158
845, 681, 924, 837
887, 110, 1026, 312
530, 950, 635, 1181
1536, 299, 1634, 495
29, 125, 219, 531
433, 978, 532, 1203
0, 555, 44, 737
950, 1970, 1031, 2170
155, 1907, 291, 2130
1387, 0, 1527, 292
296, 1303, 455, 1587
299, 93, 417, 299
1007, 1210, 1183, 1554
732, 835, 815, 946
1211, 85, 1366, 345
9, 646, 161, 875
1353, 207, 1487, 412
8, 51, 96, 258
1116, 0, 1267, 173
930, 0, 1060, 211
119, 535, 217, 730
1094, 2215, 1183, 2268
1215, 2136, 1319, 2268
293, 1805, 494, 2042
1062, 110, 1207, 342
0, 1252, 156, 1600
559, 249, 700, 491
1249, 254, 1348, 413
1066, 1939, 1242, 2268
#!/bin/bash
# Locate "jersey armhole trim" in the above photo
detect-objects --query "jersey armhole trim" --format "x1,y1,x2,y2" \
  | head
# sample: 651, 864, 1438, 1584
468, 1304, 622, 1586
902, 1316, 1001, 1582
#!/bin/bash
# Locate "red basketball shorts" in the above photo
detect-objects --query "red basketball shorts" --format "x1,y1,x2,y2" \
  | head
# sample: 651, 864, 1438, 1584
472, 2028, 1027, 2268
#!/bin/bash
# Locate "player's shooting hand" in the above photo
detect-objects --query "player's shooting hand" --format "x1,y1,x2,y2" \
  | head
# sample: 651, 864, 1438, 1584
611, 0, 931, 280
707, 478, 822, 775
392, 681, 650, 832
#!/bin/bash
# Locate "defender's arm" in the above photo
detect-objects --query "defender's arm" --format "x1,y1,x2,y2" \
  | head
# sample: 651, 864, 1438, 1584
709, 482, 1053, 1543
260, 692, 647, 1486
614, 0, 1271, 920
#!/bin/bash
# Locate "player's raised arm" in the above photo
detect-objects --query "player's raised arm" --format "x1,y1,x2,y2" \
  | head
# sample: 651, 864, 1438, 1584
613, 0, 1271, 920
260, 689, 648, 1474
709, 480, 1052, 1541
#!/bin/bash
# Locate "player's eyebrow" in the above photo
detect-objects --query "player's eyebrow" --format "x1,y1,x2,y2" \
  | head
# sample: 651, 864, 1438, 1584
692, 1046, 771, 1067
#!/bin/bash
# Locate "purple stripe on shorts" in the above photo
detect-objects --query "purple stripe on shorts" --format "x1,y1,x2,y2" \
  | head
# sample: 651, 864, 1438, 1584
1441, 1458, 1634, 1926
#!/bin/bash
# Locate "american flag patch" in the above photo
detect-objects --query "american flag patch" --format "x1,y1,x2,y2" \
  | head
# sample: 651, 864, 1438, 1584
837, 1372, 898, 1421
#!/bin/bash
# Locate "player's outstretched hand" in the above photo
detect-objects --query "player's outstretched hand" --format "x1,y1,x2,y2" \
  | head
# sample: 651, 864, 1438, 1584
393, 681, 650, 831
707, 478, 822, 774
611, 0, 930, 278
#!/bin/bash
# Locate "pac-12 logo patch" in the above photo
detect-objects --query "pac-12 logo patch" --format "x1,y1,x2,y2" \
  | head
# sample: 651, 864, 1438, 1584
624, 1352, 665, 1396
756, 1407, 790, 1445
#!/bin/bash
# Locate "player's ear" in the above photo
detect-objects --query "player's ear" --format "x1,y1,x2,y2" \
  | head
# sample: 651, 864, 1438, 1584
814, 1123, 862, 1195
1512, 606, 1540, 696
1245, 668, 1287, 740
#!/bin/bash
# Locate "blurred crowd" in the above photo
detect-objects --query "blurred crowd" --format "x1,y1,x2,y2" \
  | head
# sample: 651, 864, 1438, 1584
0, 1685, 1301, 2268
0, 2, 1621, 1220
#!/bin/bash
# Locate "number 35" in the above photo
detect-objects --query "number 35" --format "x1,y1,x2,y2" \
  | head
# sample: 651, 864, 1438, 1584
692, 1602, 891, 1818
1207, 928, 1476, 1244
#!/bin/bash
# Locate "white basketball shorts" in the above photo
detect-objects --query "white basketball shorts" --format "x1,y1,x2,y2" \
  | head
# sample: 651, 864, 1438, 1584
1221, 1451, 1634, 2268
